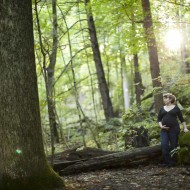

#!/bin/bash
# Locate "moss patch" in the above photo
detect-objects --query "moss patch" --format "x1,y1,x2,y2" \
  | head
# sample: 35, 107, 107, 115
0, 164, 65, 190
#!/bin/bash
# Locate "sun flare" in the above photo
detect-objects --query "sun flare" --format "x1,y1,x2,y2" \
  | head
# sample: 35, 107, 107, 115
164, 29, 182, 51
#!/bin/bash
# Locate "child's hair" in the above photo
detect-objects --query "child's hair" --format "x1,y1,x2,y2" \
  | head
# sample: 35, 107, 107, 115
163, 93, 176, 104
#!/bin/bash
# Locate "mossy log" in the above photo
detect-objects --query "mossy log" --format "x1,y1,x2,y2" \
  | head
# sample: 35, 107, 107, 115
55, 145, 161, 175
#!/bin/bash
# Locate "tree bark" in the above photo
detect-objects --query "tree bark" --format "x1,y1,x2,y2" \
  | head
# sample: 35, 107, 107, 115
0, 1, 64, 189
46, 0, 60, 144
84, 0, 114, 121
141, 0, 163, 113
131, 11, 144, 108
134, 54, 144, 107
181, 24, 190, 73
120, 53, 130, 110
56, 145, 161, 175
178, 2, 190, 73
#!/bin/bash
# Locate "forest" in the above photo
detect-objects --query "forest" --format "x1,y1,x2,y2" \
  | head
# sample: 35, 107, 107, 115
0, 0, 190, 190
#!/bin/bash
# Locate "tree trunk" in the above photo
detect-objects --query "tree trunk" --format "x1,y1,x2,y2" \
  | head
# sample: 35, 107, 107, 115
84, 0, 114, 121
178, 1, 190, 73
141, 0, 163, 113
131, 11, 144, 108
134, 54, 144, 106
121, 54, 130, 110
56, 145, 161, 175
181, 24, 190, 73
0, 1, 64, 189
47, 0, 59, 144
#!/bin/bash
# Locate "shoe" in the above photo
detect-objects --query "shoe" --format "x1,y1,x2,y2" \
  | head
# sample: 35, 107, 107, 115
158, 163, 169, 168
167, 162, 176, 167
158, 162, 176, 168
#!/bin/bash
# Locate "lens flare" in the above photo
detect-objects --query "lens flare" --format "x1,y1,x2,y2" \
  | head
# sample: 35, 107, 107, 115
16, 149, 22, 154
164, 29, 182, 51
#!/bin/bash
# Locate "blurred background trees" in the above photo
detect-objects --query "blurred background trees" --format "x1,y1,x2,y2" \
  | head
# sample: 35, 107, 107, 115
33, 0, 190, 154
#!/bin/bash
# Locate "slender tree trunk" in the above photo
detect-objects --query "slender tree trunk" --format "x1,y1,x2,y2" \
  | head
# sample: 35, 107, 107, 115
77, 3, 101, 147
179, 3, 190, 73
46, 0, 59, 143
134, 54, 144, 106
0, 1, 64, 189
141, 0, 163, 113
34, 0, 57, 165
120, 54, 130, 110
103, 33, 111, 89
131, 11, 144, 107
181, 43, 190, 73
61, 10, 87, 148
84, 0, 114, 121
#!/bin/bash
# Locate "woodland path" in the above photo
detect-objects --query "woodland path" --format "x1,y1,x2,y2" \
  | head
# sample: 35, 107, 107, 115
63, 165, 190, 190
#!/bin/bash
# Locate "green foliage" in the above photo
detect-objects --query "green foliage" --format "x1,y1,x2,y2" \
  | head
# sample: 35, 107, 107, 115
177, 132, 190, 164
33, 0, 190, 152
161, 74, 190, 122
179, 131, 190, 147
105, 117, 122, 130
122, 105, 142, 124
122, 104, 157, 128
122, 104, 160, 146
177, 147, 190, 164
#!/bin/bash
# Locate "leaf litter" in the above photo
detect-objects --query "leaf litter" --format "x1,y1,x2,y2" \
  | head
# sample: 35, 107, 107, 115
63, 165, 190, 190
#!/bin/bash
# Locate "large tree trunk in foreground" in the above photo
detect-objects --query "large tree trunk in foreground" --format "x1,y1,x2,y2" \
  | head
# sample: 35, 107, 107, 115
54, 145, 161, 175
0, 1, 64, 189
85, 0, 114, 121
141, 0, 163, 113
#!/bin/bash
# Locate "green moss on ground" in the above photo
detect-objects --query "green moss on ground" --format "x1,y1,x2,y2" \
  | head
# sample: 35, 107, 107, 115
0, 164, 65, 190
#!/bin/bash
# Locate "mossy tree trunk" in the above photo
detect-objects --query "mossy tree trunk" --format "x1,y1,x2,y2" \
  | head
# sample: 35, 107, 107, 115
0, 1, 65, 190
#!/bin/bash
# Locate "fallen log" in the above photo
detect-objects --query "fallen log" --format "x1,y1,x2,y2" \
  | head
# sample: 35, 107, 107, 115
56, 144, 161, 175
62, 147, 118, 161
53, 159, 87, 171
48, 147, 118, 161
52, 147, 118, 171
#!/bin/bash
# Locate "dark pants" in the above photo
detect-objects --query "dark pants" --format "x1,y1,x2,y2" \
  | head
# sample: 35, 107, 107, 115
161, 130, 180, 164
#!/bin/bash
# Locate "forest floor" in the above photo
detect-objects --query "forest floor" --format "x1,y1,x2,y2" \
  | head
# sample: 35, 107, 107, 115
63, 164, 190, 190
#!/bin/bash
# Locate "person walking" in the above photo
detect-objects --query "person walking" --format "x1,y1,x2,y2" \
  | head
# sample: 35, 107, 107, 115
158, 93, 189, 167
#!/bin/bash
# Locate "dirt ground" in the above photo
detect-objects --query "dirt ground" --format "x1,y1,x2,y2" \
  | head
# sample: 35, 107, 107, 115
63, 165, 190, 190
